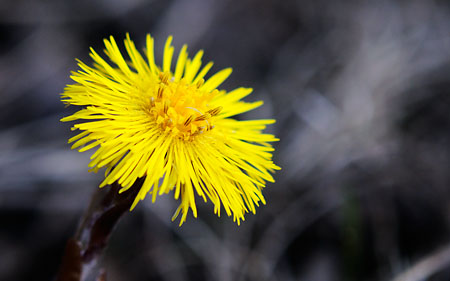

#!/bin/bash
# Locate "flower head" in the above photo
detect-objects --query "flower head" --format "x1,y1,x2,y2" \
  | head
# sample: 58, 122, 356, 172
61, 34, 279, 225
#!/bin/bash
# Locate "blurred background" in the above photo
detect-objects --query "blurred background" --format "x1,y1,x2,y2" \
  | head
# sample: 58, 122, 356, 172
1, 0, 450, 280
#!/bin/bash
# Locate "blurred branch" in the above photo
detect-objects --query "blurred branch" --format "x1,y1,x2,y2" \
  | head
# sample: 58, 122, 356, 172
391, 243, 450, 281
56, 179, 142, 281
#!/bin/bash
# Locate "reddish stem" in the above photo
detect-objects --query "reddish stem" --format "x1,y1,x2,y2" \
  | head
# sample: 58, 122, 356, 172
56, 179, 142, 281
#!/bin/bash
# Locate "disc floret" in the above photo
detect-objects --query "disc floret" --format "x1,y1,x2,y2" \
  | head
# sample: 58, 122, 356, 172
142, 72, 222, 140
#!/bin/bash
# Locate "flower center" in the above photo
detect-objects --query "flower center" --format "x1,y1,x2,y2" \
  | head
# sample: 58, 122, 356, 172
143, 72, 222, 140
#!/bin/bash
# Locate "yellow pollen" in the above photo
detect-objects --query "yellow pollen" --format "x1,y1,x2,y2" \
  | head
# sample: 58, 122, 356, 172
143, 71, 220, 140
184, 115, 194, 126
159, 72, 170, 84
157, 87, 164, 99
207, 106, 222, 116
194, 113, 211, 122
196, 78, 204, 88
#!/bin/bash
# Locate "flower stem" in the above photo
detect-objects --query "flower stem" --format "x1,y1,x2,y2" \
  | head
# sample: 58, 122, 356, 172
56, 179, 143, 281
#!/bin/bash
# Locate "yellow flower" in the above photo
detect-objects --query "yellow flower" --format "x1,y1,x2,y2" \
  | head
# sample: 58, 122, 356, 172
61, 34, 280, 225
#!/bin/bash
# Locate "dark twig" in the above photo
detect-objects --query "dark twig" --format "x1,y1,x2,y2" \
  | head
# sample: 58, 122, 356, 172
56, 179, 143, 281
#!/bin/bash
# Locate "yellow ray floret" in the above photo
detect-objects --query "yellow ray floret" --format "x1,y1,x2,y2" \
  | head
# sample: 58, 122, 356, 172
61, 33, 280, 225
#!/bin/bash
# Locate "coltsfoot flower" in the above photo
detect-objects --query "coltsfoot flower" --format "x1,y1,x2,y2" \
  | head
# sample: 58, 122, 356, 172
61, 34, 280, 225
